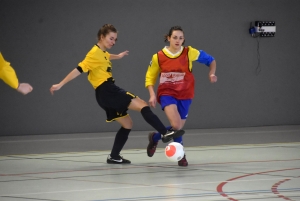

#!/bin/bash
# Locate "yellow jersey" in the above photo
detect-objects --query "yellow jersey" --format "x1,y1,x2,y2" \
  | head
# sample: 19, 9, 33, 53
78, 45, 113, 89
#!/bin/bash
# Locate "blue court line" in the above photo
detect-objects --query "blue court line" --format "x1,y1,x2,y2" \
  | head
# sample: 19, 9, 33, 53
90, 188, 300, 201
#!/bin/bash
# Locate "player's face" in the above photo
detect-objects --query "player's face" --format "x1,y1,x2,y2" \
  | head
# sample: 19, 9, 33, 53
102, 32, 118, 49
168, 30, 184, 50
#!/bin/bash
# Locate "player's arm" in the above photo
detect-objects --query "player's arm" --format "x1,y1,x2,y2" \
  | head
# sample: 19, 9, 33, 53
0, 52, 19, 89
50, 50, 98, 95
0, 52, 33, 94
110, 50, 129, 60
50, 68, 81, 95
145, 54, 160, 108
197, 50, 217, 83
147, 85, 157, 108
189, 47, 217, 83
208, 60, 217, 83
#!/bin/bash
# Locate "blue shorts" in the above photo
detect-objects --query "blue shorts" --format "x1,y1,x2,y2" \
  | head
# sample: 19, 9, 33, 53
160, 96, 192, 119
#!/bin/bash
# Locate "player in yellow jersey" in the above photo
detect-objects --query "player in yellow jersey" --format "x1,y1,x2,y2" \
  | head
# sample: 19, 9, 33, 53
50, 24, 184, 164
145, 26, 217, 166
0, 52, 33, 95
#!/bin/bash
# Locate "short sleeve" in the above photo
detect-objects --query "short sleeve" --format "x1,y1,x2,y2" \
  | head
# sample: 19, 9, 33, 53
196, 50, 215, 66
187, 46, 200, 62
78, 47, 100, 73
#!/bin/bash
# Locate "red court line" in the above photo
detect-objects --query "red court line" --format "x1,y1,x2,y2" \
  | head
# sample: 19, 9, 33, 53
271, 176, 300, 200
216, 168, 300, 201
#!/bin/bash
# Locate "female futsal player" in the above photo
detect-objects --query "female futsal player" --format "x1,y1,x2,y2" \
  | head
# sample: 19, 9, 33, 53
50, 24, 184, 164
145, 26, 217, 166
0, 52, 33, 95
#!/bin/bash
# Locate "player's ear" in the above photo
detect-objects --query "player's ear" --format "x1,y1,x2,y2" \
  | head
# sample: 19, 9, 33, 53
167, 36, 171, 42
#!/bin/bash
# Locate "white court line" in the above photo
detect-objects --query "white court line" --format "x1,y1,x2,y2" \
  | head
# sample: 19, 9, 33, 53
0, 129, 299, 143
0, 142, 299, 159
1, 177, 299, 197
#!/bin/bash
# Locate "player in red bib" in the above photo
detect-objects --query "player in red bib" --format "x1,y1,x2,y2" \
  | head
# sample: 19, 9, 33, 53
145, 26, 217, 166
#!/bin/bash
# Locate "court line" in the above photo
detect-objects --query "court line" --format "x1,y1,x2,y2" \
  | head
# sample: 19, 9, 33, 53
216, 167, 300, 201
89, 191, 300, 201
272, 178, 293, 200
0, 141, 299, 159
1, 144, 299, 162
0, 129, 299, 143
1, 178, 300, 197
5, 190, 299, 201
1, 158, 300, 177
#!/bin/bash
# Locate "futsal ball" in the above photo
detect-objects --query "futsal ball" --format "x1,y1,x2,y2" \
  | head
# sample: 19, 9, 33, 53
165, 142, 184, 162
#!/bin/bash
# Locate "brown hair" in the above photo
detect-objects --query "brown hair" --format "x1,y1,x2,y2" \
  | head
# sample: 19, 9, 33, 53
97, 24, 117, 40
164, 26, 185, 45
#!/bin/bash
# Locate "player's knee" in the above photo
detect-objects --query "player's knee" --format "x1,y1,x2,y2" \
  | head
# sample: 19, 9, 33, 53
171, 124, 181, 130
137, 97, 148, 106
123, 123, 133, 130
124, 119, 133, 129
118, 116, 133, 129
134, 98, 148, 109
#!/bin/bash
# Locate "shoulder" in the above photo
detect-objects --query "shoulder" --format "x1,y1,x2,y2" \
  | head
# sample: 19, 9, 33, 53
187, 46, 199, 52
104, 51, 110, 58
157, 47, 165, 55
186, 46, 200, 61
86, 45, 99, 56
152, 49, 163, 60
151, 53, 159, 63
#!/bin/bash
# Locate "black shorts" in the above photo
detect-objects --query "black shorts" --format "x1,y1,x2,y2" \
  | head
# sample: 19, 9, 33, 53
95, 79, 136, 122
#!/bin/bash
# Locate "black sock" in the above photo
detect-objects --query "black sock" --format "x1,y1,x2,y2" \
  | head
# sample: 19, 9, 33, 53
110, 127, 131, 158
141, 106, 167, 135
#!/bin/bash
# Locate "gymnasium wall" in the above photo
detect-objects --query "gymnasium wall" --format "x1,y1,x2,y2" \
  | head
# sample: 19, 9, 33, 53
1, 0, 300, 135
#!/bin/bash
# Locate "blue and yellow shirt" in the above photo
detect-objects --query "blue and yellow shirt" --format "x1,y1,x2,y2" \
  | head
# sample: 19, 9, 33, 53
145, 46, 214, 88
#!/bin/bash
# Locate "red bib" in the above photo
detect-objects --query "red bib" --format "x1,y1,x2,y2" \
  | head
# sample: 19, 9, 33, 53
157, 47, 195, 103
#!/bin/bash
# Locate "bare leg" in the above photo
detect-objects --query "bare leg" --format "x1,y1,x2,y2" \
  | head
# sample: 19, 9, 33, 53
127, 97, 148, 111
115, 115, 133, 129
164, 104, 185, 130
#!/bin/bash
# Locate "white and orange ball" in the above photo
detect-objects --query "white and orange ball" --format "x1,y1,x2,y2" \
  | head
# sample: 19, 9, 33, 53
165, 142, 184, 162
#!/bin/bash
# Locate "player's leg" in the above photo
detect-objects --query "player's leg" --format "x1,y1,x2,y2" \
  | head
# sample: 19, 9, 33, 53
147, 97, 191, 159
147, 96, 180, 157
107, 114, 132, 164
164, 104, 184, 130
172, 99, 192, 166
147, 104, 182, 157
128, 96, 184, 142
95, 84, 132, 164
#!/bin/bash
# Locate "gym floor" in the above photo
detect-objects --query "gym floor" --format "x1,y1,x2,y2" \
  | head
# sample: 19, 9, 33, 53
0, 125, 300, 201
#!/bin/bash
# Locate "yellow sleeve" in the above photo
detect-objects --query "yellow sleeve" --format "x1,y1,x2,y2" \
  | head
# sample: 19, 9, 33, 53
145, 54, 160, 88
0, 52, 19, 89
188, 46, 200, 61
187, 46, 200, 71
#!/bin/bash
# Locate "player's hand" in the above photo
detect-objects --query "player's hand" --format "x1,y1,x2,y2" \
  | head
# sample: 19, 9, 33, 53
149, 95, 157, 108
209, 74, 217, 83
50, 84, 62, 95
118, 50, 129, 59
17, 83, 33, 95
